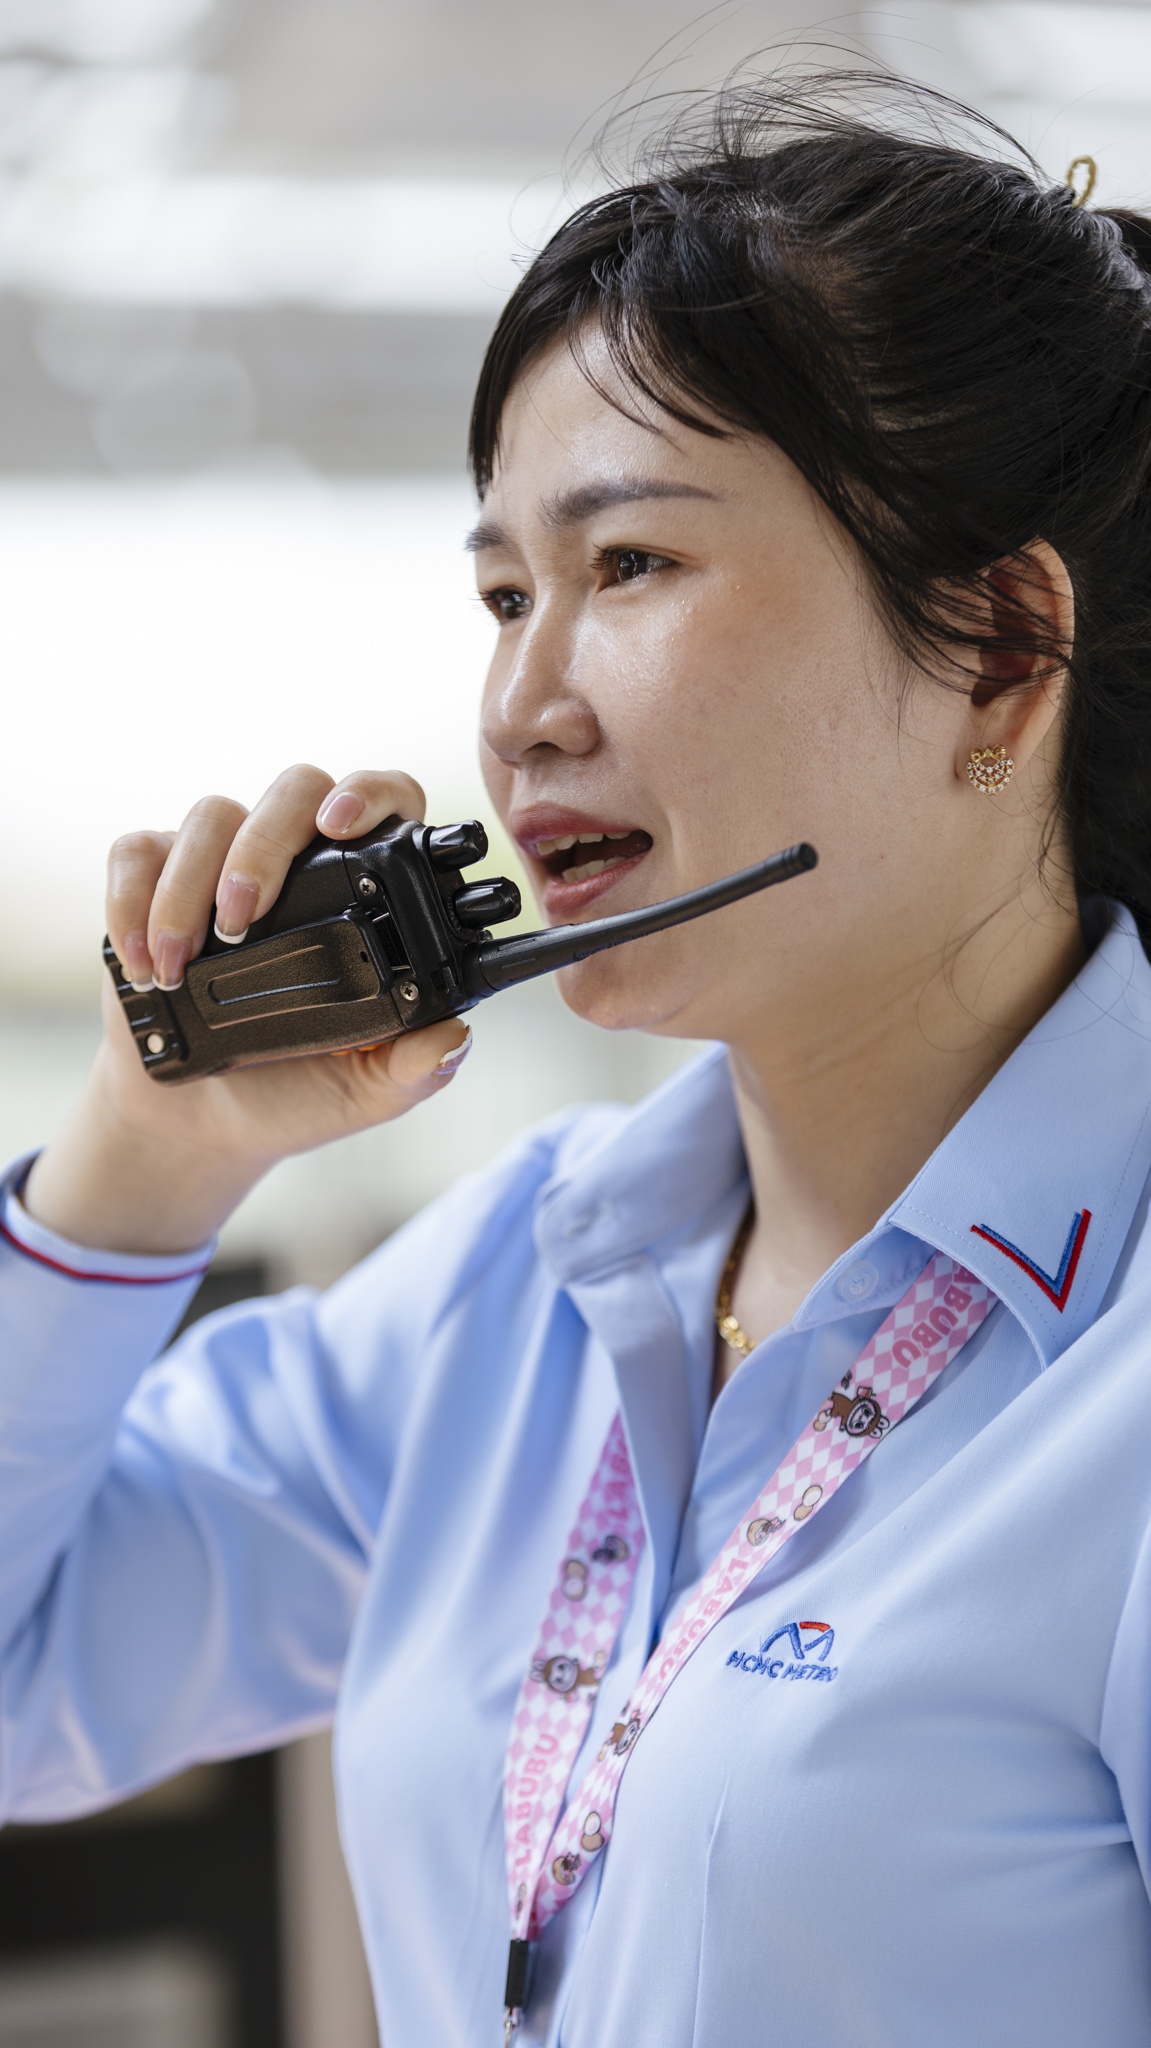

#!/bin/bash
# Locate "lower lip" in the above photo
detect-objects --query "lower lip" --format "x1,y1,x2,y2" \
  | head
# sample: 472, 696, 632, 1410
539, 848, 651, 920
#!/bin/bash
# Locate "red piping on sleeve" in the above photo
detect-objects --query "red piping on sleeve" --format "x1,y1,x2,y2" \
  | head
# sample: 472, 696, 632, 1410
0, 1215, 210, 1288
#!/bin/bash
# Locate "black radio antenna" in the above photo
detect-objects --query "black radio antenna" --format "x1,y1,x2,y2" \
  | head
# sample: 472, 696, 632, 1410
466, 841, 818, 996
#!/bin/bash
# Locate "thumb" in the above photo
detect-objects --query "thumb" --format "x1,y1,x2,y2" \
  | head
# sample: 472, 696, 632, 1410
372, 1018, 473, 1094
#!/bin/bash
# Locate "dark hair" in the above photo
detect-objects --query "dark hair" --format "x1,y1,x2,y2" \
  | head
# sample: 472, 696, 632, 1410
469, 75, 1151, 941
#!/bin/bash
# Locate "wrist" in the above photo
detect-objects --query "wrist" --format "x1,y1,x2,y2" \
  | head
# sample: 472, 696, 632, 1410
24, 1063, 272, 1257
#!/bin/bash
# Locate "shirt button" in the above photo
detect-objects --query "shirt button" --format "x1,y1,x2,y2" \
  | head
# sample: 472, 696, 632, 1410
836, 1259, 879, 1303
560, 1200, 615, 1240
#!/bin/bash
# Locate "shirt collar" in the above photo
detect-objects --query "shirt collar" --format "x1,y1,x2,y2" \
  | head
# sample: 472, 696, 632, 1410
890, 903, 1151, 1365
535, 905, 1151, 1367
534, 1043, 744, 1283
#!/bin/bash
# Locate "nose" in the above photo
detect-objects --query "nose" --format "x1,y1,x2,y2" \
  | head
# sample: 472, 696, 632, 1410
480, 608, 601, 769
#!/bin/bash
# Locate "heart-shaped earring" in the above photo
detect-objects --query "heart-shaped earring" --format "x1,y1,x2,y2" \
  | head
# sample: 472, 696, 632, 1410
966, 745, 1015, 795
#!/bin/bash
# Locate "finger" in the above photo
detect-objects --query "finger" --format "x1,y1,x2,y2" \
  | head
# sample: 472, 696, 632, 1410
385, 1018, 471, 1089
315, 769, 426, 841
212, 763, 337, 942
329, 1019, 472, 1108
147, 795, 249, 989
106, 829, 175, 989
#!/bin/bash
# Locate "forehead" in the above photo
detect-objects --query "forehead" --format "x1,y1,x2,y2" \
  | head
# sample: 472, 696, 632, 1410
473, 329, 828, 563
483, 332, 732, 514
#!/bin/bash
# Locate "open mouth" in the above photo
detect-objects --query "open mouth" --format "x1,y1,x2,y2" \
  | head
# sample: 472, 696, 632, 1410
535, 828, 653, 885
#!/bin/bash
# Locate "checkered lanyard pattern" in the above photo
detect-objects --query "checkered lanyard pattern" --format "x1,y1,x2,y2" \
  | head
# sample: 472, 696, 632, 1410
504, 1415, 646, 1943
502, 1253, 995, 2028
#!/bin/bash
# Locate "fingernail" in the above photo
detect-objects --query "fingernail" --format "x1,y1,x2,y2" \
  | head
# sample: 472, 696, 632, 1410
121, 930, 154, 991
317, 790, 365, 836
434, 1025, 472, 1077
215, 874, 259, 942
152, 931, 191, 991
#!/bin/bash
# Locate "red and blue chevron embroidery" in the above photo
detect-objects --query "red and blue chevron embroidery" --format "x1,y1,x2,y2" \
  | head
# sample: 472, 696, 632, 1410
969, 1208, 1091, 1312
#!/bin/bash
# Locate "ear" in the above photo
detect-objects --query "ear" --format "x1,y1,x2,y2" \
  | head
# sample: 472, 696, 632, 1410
954, 540, 1075, 787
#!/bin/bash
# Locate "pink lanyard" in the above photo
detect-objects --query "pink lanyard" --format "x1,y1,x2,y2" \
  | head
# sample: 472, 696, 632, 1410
501, 1251, 995, 2037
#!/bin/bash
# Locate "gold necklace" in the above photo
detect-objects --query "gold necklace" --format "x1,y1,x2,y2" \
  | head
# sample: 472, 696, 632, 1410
715, 1203, 757, 1357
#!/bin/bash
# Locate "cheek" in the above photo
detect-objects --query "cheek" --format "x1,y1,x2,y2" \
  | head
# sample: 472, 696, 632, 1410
666, 583, 898, 846
582, 586, 766, 792
581, 582, 834, 864
478, 676, 514, 817
479, 745, 512, 815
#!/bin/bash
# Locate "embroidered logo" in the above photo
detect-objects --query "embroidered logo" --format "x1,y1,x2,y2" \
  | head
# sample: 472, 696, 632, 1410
726, 1619, 839, 1684
970, 1208, 1091, 1312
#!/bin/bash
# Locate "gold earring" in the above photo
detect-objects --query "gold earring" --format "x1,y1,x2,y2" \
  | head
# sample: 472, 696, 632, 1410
966, 745, 1015, 795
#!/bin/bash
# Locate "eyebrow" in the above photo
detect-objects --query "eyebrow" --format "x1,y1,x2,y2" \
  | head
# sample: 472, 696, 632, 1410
464, 478, 719, 553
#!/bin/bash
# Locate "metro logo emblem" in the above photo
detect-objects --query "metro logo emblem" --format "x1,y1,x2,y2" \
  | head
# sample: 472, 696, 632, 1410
726, 1618, 839, 1684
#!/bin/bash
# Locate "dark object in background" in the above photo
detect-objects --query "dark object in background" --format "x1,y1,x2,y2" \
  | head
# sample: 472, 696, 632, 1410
174, 1260, 269, 1338
104, 813, 817, 1083
0, 1261, 281, 2048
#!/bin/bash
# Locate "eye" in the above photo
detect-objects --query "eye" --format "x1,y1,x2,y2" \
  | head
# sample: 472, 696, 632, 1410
481, 586, 531, 625
600, 547, 675, 585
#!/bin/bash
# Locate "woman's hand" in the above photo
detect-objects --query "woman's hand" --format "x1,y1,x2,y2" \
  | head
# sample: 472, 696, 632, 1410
23, 766, 472, 1257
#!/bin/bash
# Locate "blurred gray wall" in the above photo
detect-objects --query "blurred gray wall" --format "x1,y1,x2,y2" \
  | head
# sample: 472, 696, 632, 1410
4, 0, 1148, 484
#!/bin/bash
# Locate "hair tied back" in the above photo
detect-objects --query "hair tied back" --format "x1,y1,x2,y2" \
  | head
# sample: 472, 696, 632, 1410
1066, 155, 1097, 208
470, 78, 1151, 951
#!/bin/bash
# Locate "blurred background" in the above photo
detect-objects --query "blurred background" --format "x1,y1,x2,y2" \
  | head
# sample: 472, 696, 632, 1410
0, 2, 1148, 2044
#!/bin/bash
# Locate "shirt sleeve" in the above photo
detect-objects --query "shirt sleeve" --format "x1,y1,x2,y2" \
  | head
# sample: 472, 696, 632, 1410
1100, 1507, 1151, 1903
0, 1127, 566, 1823
0, 1155, 214, 1690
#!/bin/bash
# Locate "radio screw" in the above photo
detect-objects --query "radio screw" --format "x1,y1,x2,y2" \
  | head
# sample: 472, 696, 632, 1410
356, 875, 379, 899
145, 1032, 166, 1054
399, 980, 419, 1003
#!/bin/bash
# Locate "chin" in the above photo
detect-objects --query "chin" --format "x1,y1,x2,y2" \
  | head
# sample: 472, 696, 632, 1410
553, 948, 702, 1037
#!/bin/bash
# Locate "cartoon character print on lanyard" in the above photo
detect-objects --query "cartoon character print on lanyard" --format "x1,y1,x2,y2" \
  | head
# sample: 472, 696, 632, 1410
502, 1414, 646, 1994
501, 1253, 996, 2037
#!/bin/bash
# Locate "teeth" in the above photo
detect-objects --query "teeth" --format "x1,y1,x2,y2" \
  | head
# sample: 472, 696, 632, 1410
561, 854, 631, 883
536, 828, 637, 857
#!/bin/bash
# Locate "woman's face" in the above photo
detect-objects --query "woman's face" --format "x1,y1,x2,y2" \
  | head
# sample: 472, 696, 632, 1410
474, 332, 1052, 1049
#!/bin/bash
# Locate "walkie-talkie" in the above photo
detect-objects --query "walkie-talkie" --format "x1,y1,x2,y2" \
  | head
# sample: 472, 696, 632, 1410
105, 816, 817, 1084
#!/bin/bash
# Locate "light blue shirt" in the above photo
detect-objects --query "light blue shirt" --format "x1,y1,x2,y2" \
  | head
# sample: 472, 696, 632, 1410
5, 908, 1151, 2046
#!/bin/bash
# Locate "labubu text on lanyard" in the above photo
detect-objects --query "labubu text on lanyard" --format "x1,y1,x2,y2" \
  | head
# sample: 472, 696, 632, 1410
501, 1252, 996, 2038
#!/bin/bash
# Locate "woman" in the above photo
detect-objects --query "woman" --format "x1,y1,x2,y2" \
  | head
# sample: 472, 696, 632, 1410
4, 79, 1151, 2046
